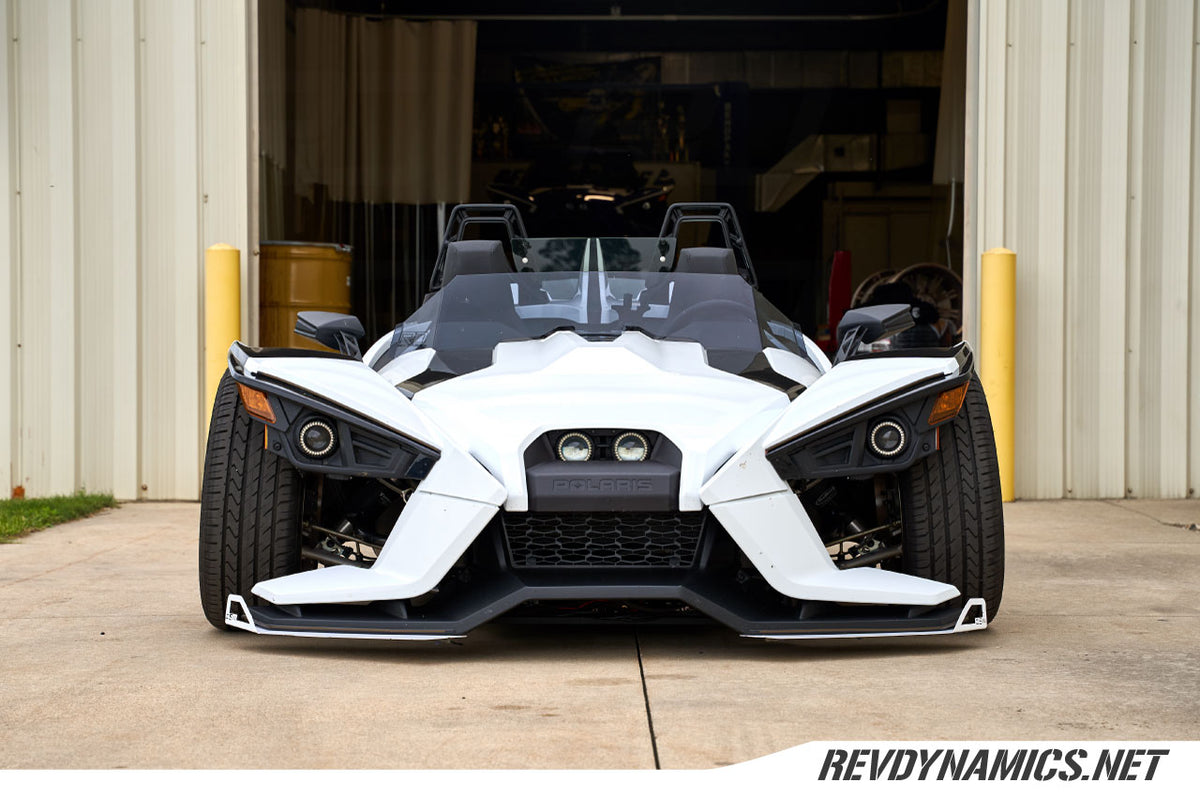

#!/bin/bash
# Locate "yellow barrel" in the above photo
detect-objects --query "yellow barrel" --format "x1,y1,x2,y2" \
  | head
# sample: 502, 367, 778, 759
980, 247, 1016, 502
260, 242, 353, 349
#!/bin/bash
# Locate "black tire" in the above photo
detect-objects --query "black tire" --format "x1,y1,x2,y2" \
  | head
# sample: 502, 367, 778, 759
898, 378, 1004, 621
199, 373, 303, 630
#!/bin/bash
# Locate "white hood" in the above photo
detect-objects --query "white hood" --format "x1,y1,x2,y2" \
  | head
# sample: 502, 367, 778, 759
411, 331, 790, 511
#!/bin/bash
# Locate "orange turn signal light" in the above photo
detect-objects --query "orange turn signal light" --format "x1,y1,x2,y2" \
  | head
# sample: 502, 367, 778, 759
928, 383, 968, 426
237, 384, 276, 424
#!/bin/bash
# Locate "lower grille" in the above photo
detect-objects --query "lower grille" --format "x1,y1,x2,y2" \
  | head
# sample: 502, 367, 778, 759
502, 512, 705, 568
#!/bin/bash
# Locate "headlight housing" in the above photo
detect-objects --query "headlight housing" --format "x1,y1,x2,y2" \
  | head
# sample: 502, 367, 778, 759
767, 367, 972, 479
867, 420, 906, 458
298, 419, 338, 458
557, 432, 594, 462
613, 432, 649, 462
228, 373, 438, 480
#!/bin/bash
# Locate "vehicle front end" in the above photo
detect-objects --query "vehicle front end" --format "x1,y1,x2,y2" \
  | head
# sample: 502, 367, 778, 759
202, 204, 1002, 643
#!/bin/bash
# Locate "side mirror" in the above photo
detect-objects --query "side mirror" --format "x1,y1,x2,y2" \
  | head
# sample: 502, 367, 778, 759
834, 304, 917, 363
295, 311, 365, 359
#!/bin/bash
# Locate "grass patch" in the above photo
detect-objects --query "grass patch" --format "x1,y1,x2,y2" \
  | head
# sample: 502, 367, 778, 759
0, 492, 119, 543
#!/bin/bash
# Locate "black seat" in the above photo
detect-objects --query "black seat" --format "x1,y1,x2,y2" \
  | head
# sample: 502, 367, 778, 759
441, 240, 513, 284
429, 242, 525, 360
675, 247, 737, 275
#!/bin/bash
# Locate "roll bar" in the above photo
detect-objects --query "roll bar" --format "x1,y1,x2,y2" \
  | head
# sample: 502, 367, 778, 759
427, 201, 757, 292
428, 204, 530, 291
658, 203, 757, 287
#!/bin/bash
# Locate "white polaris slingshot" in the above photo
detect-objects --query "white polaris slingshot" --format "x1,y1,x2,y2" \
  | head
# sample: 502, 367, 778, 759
201, 203, 1003, 641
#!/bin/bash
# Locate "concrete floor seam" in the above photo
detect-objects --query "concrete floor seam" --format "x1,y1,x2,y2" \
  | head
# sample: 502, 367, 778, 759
0, 530, 161, 591
634, 631, 661, 770
1103, 499, 1200, 529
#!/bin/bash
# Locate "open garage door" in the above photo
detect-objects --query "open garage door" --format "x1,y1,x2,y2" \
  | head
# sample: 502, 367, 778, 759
256, 1, 965, 346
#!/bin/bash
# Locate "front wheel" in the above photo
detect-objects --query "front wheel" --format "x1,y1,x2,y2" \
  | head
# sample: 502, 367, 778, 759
898, 378, 1005, 621
198, 373, 303, 630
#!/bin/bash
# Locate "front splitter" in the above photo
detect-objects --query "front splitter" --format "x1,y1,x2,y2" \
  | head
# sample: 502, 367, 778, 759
225, 589, 988, 642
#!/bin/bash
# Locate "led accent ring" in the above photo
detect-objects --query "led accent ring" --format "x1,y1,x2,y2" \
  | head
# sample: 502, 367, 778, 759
557, 432, 593, 462
613, 432, 650, 462
298, 419, 337, 458
868, 420, 907, 457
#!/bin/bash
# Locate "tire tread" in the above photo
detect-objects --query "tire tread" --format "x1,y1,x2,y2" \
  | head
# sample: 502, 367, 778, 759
899, 378, 1005, 621
199, 373, 301, 630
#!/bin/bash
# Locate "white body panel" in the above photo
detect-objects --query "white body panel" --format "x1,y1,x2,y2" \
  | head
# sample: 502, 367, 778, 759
708, 492, 957, 605
762, 346, 824, 387
375, 348, 436, 387
700, 426, 958, 606
254, 491, 499, 604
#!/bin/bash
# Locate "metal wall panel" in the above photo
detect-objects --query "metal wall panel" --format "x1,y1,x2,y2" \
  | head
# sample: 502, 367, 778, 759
1004, 0, 1068, 499
1191, 4, 1200, 499
972, 0, 1200, 498
965, 0, 1009, 353
1064, 0, 1128, 498
75, 0, 140, 499
14, 0, 77, 497
1, 3, 13, 495
249, 0, 270, 345
137, 0, 201, 500
979, 0, 1007, 277
1125, 0, 1194, 498
199, 0, 250, 338
2, 0, 248, 499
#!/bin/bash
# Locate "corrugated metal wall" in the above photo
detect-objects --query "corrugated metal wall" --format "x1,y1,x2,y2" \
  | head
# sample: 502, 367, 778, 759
2, 0, 251, 500
4, 0, 1198, 501
970, 0, 1200, 499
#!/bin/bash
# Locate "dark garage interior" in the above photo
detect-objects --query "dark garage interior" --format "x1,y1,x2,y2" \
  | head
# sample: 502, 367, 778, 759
257, 0, 965, 348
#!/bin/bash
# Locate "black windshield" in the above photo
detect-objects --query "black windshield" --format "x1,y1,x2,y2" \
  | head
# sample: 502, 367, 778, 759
373, 265, 811, 377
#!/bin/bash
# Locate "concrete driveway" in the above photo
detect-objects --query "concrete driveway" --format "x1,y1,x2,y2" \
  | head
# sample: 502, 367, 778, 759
1, 499, 1197, 768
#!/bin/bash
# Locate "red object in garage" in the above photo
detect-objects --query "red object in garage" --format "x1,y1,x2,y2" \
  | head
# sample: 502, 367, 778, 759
826, 250, 853, 352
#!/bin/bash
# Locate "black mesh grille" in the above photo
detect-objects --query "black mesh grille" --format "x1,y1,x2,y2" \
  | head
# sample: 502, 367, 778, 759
503, 512, 705, 568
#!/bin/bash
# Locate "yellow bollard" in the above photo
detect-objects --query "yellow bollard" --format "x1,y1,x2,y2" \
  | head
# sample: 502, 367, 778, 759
204, 244, 242, 436
980, 247, 1016, 502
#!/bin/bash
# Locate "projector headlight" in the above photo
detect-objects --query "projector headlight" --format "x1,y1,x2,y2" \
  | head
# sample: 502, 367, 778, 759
298, 418, 337, 458
868, 420, 907, 458
613, 432, 649, 462
557, 432, 593, 462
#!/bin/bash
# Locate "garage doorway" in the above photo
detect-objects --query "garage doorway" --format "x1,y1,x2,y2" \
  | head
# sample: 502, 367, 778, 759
255, 1, 966, 348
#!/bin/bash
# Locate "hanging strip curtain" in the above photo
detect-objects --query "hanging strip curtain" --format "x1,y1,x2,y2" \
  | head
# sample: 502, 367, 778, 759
258, 0, 288, 238
932, 0, 966, 185
294, 11, 477, 204
259, 0, 287, 169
